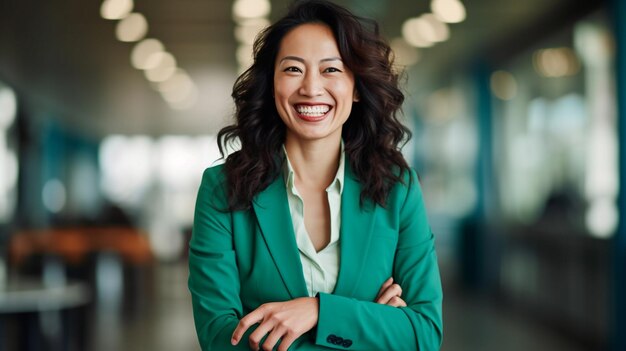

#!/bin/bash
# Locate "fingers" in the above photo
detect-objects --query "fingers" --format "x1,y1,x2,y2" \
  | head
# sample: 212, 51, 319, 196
233, 298, 318, 350
376, 277, 405, 308
260, 326, 284, 351
376, 283, 403, 305
254, 323, 298, 351
376, 277, 393, 301
387, 296, 407, 307
277, 332, 298, 351
231, 306, 265, 345
248, 317, 275, 350
261, 324, 298, 351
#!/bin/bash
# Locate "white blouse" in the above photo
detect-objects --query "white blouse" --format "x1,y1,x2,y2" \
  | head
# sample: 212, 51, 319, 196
282, 144, 345, 297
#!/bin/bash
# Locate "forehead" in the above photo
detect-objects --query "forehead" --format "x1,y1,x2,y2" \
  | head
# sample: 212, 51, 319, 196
277, 23, 341, 59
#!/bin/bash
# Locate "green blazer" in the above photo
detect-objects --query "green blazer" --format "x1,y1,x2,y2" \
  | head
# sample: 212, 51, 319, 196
188, 162, 443, 350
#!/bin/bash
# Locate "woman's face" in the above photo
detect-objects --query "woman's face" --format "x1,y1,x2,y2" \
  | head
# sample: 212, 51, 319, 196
273, 23, 357, 144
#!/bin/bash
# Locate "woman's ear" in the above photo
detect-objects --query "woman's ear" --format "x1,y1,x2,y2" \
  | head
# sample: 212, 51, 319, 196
353, 90, 360, 102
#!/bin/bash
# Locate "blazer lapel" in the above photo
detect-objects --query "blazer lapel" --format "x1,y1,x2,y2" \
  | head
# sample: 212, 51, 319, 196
333, 163, 377, 297
252, 175, 309, 299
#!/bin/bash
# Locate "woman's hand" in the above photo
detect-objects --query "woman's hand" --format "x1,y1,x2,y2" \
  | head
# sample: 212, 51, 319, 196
231, 279, 402, 350
231, 297, 319, 351
376, 277, 407, 307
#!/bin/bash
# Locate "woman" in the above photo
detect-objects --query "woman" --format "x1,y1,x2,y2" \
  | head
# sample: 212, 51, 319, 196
188, 1, 443, 350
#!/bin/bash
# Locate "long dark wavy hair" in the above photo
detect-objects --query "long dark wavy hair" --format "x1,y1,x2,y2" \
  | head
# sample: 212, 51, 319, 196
218, 0, 411, 210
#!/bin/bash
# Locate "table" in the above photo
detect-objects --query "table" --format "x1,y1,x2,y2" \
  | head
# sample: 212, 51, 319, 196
0, 277, 90, 351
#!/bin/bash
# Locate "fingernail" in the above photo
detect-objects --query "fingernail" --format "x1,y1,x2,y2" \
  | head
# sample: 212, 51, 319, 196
231, 338, 237, 345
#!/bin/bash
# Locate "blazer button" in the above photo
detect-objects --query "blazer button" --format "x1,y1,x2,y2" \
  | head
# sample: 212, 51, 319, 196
342, 339, 353, 348
327, 334, 337, 344
335, 336, 344, 345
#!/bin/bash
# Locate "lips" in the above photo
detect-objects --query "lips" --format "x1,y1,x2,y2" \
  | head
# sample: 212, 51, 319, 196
294, 104, 332, 122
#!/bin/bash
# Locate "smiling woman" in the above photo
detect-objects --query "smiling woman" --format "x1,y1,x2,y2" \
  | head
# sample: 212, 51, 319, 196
188, 1, 443, 350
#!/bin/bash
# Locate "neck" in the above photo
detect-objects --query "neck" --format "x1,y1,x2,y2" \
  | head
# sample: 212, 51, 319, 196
284, 135, 341, 190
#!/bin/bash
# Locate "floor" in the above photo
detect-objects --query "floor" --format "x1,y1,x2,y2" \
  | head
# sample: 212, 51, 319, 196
83, 260, 590, 351
440, 288, 587, 351
88, 261, 200, 351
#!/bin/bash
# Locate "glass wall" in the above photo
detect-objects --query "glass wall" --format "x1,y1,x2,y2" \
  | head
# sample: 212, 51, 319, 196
99, 134, 221, 260
489, 9, 614, 348
405, 75, 480, 284
492, 10, 617, 239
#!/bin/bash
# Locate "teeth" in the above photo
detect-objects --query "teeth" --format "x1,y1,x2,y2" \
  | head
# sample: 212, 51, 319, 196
296, 105, 330, 116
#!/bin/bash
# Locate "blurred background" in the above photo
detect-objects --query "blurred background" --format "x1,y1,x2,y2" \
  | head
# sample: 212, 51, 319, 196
0, 0, 624, 350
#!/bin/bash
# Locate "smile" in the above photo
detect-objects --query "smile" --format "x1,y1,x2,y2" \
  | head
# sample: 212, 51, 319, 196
294, 104, 331, 121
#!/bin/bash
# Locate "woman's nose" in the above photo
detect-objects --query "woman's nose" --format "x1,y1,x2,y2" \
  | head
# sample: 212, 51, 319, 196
299, 72, 324, 97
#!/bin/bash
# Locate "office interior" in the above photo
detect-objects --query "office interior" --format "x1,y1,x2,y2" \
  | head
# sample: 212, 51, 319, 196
0, 0, 625, 350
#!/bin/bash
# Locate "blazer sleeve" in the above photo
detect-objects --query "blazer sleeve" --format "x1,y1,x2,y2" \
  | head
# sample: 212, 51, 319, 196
314, 168, 444, 350
188, 167, 258, 350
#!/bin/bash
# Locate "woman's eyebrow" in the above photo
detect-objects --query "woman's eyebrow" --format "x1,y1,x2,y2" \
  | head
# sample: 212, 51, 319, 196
279, 56, 343, 64
320, 57, 342, 63
279, 56, 305, 64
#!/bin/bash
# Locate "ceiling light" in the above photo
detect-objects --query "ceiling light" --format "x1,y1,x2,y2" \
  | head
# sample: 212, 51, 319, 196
131, 38, 164, 69
116, 12, 148, 42
145, 65, 177, 83
390, 38, 420, 67
160, 76, 195, 108
144, 51, 176, 71
144, 52, 177, 82
158, 72, 199, 109
236, 44, 254, 69
402, 18, 435, 48
167, 88, 198, 110
490, 70, 517, 100
533, 47, 580, 78
413, 16, 438, 43
421, 14, 449, 42
156, 70, 193, 93
233, 0, 271, 20
100, 0, 134, 20
235, 18, 270, 45
162, 82, 196, 104
431, 0, 466, 24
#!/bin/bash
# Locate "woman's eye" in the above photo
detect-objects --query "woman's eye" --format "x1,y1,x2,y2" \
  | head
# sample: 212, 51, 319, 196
324, 67, 341, 73
284, 67, 302, 73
